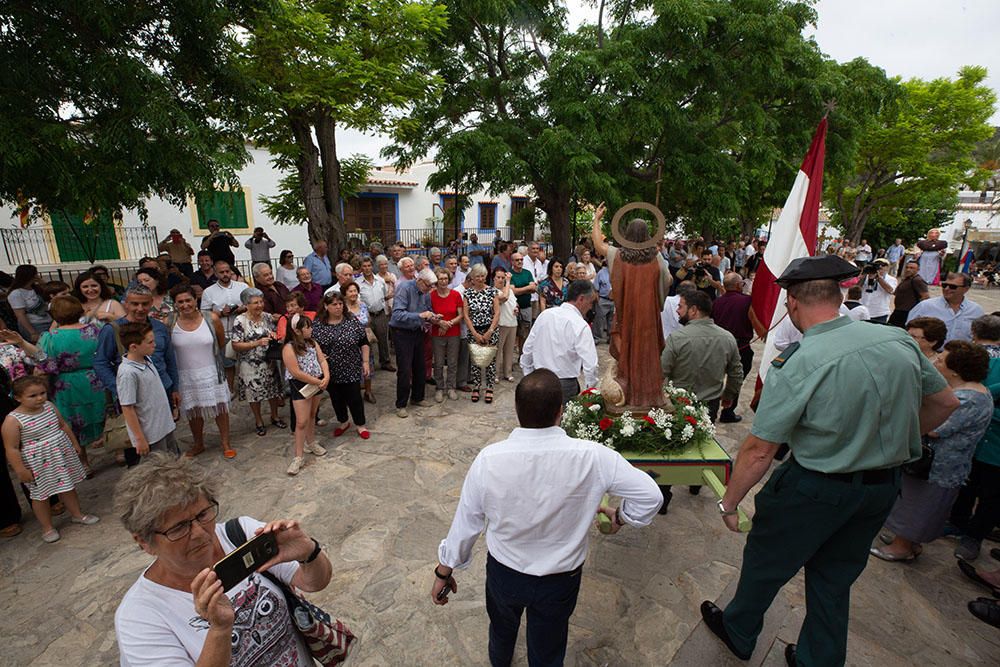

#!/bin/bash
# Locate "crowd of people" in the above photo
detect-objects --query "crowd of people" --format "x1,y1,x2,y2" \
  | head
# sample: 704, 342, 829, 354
4, 219, 1000, 665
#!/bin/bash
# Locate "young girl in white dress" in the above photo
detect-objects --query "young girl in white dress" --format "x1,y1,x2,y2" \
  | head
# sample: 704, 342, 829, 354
1, 376, 99, 543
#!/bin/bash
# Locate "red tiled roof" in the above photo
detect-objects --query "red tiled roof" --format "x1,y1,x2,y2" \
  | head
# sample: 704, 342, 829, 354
366, 177, 418, 187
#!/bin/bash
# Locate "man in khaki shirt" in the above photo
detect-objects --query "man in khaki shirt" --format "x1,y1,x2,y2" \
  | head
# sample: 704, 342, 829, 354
661, 289, 743, 421
659, 289, 742, 511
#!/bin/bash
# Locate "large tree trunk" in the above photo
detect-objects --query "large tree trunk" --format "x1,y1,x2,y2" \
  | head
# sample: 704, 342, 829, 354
314, 113, 348, 254
288, 109, 348, 252
536, 188, 571, 259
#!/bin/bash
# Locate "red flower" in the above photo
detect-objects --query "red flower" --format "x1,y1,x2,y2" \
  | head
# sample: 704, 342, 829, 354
684, 415, 698, 426
581, 387, 597, 395
599, 417, 614, 431
677, 396, 691, 405
642, 415, 655, 425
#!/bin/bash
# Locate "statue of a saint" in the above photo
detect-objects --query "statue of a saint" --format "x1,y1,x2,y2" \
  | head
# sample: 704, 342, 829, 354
591, 203, 673, 408
914, 228, 948, 285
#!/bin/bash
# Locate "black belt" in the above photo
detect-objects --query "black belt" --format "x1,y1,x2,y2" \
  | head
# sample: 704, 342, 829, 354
792, 457, 897, 485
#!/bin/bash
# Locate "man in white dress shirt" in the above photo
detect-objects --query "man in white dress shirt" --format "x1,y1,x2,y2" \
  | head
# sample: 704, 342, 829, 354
520, 280, 599, 403
431, 369, 662, 666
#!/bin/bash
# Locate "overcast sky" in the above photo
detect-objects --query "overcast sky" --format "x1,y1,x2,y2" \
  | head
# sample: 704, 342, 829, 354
341, 0, 1000, 161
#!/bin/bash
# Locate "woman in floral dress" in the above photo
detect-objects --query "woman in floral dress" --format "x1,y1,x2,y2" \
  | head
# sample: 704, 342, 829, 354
38, 296, 105, 474
230, 289, 285, 436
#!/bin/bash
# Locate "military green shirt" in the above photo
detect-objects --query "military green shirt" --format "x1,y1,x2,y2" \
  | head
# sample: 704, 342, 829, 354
751, 316, 947, 473
661, 318, 743, 402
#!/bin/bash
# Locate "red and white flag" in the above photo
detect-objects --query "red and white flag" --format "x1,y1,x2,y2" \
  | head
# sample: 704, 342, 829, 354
750, 117, 827, 387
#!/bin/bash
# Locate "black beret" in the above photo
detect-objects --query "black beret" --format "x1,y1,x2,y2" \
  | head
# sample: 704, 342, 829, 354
775, 255, 860, 288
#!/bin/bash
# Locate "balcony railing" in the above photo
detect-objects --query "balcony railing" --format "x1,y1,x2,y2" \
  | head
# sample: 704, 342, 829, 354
0, 225, 158, 267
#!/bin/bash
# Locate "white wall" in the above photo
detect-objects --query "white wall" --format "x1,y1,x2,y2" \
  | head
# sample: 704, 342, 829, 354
0, 147, 534, 270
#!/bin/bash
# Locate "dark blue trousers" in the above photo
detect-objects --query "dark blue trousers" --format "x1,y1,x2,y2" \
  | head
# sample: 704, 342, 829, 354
390, 327, 426, 409
485, 554, 582, 667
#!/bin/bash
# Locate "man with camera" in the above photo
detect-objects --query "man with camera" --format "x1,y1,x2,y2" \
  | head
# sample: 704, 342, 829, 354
859, 258, 897, 324
693, 249, 724, 300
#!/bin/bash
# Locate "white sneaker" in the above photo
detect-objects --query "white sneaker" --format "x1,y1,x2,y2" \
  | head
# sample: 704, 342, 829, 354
71, 514, 100, 525
448, 389, 458, 400
435, 390, 444, 403
396, 408, 408, 418
315, 417, 328, 427
412, 400, 432, 408
287, 456, 304, 476
304, 441, 327, 457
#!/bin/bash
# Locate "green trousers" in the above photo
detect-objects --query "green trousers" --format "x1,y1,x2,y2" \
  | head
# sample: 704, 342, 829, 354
723, 459, 900, 666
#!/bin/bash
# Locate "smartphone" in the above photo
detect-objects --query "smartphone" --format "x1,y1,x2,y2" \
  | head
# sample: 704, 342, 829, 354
213, 532, 279, 591
436, 584, 452, 601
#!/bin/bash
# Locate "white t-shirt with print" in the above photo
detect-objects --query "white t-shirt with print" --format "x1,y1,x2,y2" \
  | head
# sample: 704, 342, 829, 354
115, 516, 311, 667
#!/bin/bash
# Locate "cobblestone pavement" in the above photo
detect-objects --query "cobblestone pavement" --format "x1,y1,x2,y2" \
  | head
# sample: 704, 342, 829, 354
3, 286, 1000, 665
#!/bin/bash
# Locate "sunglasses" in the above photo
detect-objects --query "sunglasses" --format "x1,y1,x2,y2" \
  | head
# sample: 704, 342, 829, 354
941, 283, 965, 290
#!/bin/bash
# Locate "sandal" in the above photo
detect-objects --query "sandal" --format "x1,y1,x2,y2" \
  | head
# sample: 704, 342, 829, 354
184, 444, 206, 459
485, 390, 494, 404
255, 424, 267, 437
471, 390, 480, 403
869, 545, 916, 562
270, 418, 287, 429
222, 448, 237, 459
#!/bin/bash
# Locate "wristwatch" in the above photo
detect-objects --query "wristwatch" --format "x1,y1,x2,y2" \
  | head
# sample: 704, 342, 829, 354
299, 538, 322, 564
717, 500, 738, 517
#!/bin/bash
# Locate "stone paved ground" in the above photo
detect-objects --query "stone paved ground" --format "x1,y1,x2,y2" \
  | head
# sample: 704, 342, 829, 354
4, 285, 1000, 665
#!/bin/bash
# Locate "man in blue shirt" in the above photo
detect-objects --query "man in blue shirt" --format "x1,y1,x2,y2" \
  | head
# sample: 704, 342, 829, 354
302, 240, 333, 289
593, 263, 614, 343
906, 272, 984, 342
94, 286, 180, 465
466, 233, 490, 266
389, 268, 440, 417
886, 237, 906, 276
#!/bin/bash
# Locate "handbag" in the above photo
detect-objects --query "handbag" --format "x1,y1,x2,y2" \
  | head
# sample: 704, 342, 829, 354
224, 519, 356, 665
103, 391, 132, 451
902, 440, 935, 480
224, 340, 237, 360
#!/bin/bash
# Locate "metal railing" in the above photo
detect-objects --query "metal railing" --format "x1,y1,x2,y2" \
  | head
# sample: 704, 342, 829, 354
0, 225, 158, 266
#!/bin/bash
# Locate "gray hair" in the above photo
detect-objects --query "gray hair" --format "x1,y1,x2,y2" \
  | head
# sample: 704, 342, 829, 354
113, 453, 218, 542
251, 262, 271, 279
125, 285, 153, 300
972, 314, 1000, 343
468, 263, 488, 279
399, 256, 415, 269
240, 287, 263, 305
335, 262, 353, 276
429, 246, 442, 256
375, 254, 389, 267
416, 267, 438, 284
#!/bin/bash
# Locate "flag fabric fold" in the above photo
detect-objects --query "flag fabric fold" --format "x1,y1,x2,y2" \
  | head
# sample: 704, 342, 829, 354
750, 117, 828, 387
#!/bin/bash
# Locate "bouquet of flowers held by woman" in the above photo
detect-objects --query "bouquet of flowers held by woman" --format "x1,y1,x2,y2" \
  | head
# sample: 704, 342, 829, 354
561, 383, 715, 455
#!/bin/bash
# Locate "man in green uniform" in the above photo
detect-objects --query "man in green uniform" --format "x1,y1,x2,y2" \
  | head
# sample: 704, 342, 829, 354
701, 255, 959, 666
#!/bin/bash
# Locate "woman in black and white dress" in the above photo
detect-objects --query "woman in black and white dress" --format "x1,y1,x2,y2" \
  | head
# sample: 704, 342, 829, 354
462, 264, 500, 404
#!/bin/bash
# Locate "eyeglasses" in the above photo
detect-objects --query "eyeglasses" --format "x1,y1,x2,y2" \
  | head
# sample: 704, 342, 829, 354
941, 283, 965, 290
155, 502, 219, 541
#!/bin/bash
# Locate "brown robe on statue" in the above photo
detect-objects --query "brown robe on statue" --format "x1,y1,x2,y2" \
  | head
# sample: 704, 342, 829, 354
609, 254, 666, 407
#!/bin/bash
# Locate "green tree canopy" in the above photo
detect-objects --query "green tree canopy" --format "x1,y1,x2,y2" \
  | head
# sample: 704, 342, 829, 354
239, 0, 447, 250
0, 1, 258, 224
387, 0, 864, 257
826, 65, 997, 243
